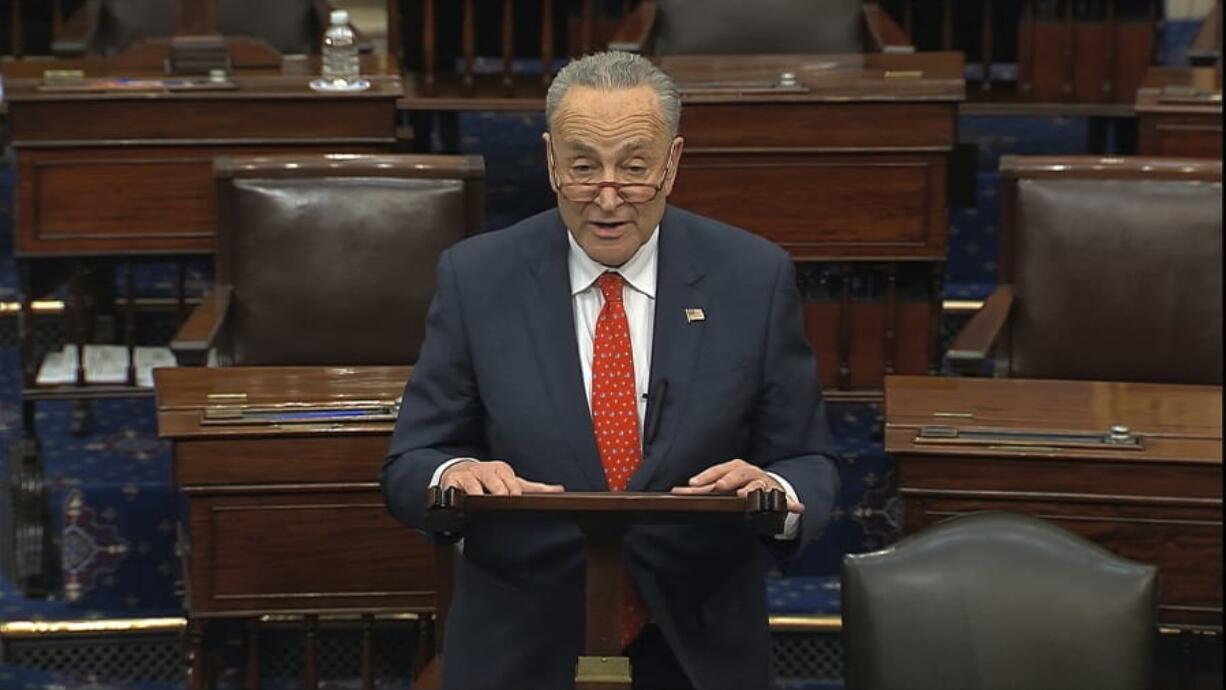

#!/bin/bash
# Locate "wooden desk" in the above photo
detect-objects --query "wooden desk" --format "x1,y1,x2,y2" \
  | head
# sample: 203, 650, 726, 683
660, 52, 963, 262
669, 53, 964, 397
154, 365, 433, 690
885, 375, 1223, 630
1136, 66, 1223, 159
1, 55, 404, 256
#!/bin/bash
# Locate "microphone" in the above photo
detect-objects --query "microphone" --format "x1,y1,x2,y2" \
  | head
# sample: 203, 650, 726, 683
643, 379, 668, 446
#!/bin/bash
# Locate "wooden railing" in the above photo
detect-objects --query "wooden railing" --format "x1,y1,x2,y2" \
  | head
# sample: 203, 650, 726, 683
3, 0, 77, 58
879, 0, 1162, 103
391, 0, 634, 99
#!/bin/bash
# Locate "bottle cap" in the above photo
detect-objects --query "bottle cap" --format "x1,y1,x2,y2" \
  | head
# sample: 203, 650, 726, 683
331, 9, 349, 26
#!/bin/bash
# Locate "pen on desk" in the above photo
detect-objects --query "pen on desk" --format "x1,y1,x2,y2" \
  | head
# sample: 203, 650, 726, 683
643, 379, 668, 446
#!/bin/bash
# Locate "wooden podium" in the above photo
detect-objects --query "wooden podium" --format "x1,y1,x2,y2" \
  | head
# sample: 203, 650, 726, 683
884, 375, 1223, 630
423, 488, 787, 689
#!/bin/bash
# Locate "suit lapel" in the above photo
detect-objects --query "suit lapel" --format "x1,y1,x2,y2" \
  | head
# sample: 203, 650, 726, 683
630, 208, 706, 491
522, 214, 608, 491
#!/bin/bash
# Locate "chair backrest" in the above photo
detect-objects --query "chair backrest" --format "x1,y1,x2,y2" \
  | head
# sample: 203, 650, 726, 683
842, 511, 1158, 690
86, 0, 321, 56
1001, 156, 1222, 384
214, 154, 485, 366
653, 0, 865, 55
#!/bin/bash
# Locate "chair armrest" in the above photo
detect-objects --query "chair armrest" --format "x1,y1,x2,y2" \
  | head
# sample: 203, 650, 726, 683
1186, 1, 1221, 66
946, 285, 1014, 376
170, 286, 232, 366
51, 0, 101, 57
608, 0, 658, 53
862, 3, 914, 54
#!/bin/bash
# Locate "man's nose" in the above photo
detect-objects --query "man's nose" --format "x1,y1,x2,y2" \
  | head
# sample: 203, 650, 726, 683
593, 184, 623, 211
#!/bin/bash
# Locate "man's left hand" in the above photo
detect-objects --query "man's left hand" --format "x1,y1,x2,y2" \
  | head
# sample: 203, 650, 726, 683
670, 459, 805, 514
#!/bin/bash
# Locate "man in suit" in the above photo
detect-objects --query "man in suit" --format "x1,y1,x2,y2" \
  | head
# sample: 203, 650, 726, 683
381, 51, 839, 690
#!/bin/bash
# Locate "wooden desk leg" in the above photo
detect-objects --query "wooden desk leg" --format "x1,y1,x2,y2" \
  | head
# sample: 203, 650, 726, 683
186, 618, 207, 690
576, 522, 632, 689
361, 614, 374, 690
928, 262, 945, 375
304, 615, 320, 690
245, 618, 260, 690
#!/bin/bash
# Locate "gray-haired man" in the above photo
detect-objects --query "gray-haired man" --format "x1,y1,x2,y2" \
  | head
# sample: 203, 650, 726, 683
382, 51, 839, 690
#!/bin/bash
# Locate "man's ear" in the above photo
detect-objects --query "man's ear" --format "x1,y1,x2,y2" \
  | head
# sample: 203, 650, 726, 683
663, 136, 685, 196
542, 132, 559, 191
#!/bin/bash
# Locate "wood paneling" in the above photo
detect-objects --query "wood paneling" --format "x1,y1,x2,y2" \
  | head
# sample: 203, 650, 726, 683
9, 97, 397, 143
673, 155, 946, 259
1072, 24, 1111, 102
1140, 118, 1224, 157
807, 301, 931, 390
176, 435, 392, 486
678, 103, 955, 151
1113, 21, 1156, 104
1020, 22, 1070, 101
188, 491, 434, 614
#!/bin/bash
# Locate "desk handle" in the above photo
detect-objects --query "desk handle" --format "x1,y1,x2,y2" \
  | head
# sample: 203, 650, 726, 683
915, 425, 1143, 450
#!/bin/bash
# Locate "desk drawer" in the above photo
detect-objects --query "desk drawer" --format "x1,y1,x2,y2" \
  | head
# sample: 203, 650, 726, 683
9, 98, 396, 142
176, 435, 391, 486
186, 490, 433, 615
1138, 113, 1224, 159
680, 102, 956, 150
672, 153, 947, 259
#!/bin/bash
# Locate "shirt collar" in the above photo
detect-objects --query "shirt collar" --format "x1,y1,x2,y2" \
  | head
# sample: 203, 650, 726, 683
568, 225, 659, 299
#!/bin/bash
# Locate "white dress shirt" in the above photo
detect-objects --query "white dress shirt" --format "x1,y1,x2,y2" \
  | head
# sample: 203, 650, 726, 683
432, 226, 800, 538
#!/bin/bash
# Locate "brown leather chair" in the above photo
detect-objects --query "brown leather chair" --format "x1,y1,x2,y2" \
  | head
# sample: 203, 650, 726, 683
68, 0, 337, 56
610, 0, 912, 55
948, 156, 1222, 385
842, 511, 1158, 690
171, 154, 485, 367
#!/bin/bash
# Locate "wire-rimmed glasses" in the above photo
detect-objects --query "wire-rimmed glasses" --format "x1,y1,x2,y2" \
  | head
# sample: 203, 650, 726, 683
550, 148, 675, 204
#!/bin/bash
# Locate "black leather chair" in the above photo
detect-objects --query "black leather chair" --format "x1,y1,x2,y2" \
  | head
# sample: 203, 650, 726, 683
170, 154, 485, 367
610, 0, 913, 55
842, 511, 1158, 690
948, 156, 1223, 384
64, 0, 336, 56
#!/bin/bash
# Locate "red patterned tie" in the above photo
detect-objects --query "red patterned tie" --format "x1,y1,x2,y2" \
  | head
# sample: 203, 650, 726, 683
591, 272, 649, 650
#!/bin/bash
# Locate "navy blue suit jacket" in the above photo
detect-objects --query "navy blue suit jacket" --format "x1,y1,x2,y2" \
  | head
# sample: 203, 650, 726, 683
381, 206, 839, 690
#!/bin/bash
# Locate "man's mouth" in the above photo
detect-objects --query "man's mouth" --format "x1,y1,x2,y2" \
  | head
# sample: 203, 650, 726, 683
588, 220, 631, 237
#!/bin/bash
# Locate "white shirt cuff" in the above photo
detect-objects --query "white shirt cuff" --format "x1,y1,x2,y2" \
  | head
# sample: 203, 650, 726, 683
430, 457, 480, 487
766, 471, 802, 540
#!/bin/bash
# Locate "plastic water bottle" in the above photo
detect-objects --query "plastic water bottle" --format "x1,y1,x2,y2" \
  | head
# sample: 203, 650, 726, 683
321, 9, 360, 87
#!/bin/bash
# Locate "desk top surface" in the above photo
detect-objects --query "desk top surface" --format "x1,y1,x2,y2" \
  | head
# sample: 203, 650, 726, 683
884, 375, 1222, 463
0, 54, 404, 104
1135, 65, 1222, 114
399, 51, 965, 110
155, 365, 411, 439
661, 52, 965, 103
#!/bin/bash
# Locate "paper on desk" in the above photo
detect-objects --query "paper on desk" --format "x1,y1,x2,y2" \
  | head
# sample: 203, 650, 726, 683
35, 345, 180, 387
135, 347, 179, 388
35, 346, 79, 385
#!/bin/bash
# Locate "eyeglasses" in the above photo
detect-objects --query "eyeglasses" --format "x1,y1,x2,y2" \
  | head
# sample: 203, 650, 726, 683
550, 147, 675, 204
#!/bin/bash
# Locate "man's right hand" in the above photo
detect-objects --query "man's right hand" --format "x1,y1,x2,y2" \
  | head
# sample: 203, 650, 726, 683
440, 460, 565, 496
